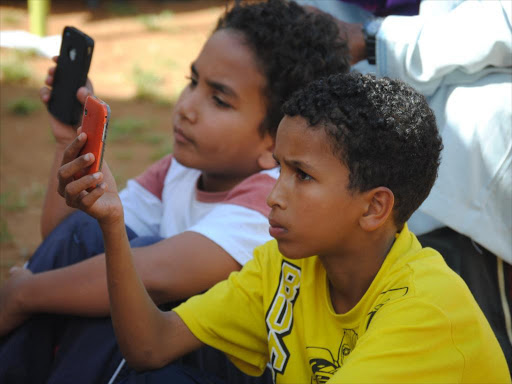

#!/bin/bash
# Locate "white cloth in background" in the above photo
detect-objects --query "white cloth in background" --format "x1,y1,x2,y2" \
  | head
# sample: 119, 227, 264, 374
377, 0, 512, 263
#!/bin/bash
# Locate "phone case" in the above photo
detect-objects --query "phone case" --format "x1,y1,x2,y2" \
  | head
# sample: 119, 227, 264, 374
75, 96, 110, 180
48, 26, 94, 125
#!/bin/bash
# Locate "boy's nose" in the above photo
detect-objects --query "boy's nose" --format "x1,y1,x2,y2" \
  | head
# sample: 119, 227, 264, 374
266, 178, 286, 210
176, 94, 198, 124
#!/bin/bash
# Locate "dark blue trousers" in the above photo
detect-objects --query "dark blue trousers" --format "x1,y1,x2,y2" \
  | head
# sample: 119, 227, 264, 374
0, 212, 273, 384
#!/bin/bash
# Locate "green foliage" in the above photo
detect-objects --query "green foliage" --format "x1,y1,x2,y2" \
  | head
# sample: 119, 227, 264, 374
8, 97, 40, 116
0, 59, 31, 84
132, 66, 165, 102
106, 1, 137, 15
0, 219, 13, 244
0, 49, 38, 84
137, 10, 174, 31
114, 150, 134, 161
150, 142, 173, 162
0, 192, 27, 212
1, 9, 23, 26
108, 117, 149, 142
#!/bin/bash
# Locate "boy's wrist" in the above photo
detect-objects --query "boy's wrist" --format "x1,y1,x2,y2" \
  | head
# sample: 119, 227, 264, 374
98, 209, 126, 234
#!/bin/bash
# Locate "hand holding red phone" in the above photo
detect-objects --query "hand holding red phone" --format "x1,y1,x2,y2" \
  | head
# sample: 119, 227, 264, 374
57, 97, 122, 225
57, 132, 123, 225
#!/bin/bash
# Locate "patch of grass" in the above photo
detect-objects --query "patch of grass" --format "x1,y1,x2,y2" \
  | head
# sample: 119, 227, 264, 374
113, 172, 128, 190
28, 181, 46, 201
132, 66, 164, 102
150, 142, 173, 162
0, 59, 31, 84
106, 1, 137, 15
8, 97, 40, 116
138, 14, 161, 31
108, 117, 150, 142
0, 183, 44, 214
138, 10, 174, 31
1, 9, 23, 26
0, 191, 27, 212
114, 150, 134, 161
0, 219, 13, 244
141, 133, 167, 146
0, 49, 37, 84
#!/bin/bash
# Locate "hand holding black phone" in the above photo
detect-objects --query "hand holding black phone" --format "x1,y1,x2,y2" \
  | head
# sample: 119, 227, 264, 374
48, 26, 94, 126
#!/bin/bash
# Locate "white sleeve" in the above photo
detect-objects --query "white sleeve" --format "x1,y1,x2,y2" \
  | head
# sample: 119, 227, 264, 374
377, 0, 512, 96
187, 204, 271, 266
119, 179, 163, 237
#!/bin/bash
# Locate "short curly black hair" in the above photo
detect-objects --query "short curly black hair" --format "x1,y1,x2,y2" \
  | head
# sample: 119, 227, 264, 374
215, 0, 350, 138
282, 72, 443, 226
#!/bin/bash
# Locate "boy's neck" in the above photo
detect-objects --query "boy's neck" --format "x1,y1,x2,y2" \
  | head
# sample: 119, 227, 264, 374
321, 227, 397, 315
198, 172, 250, 193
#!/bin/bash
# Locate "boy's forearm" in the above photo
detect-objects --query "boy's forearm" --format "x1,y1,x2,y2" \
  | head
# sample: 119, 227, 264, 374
100, 216, 187, 368
41, 142, 76, 239
18, 254, 111, 316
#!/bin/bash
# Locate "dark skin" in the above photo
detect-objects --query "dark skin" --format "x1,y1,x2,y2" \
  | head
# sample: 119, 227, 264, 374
303, 5, 367, 65
53, 115, 398, 371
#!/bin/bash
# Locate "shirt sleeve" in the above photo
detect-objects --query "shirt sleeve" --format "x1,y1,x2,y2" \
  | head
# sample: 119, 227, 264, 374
187, 204, 272, 266
119, 155, 172, 237
377, 0, 512, 96
173, 245, 270, 376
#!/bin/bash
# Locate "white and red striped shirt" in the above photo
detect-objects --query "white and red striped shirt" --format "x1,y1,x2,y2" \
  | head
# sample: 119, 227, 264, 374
119, 155, 278, 265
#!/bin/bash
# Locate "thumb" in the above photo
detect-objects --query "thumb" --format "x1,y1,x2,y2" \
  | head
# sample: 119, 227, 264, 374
77, 86, 92, 105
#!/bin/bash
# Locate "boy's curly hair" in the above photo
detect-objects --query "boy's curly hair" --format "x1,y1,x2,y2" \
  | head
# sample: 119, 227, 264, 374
215, 0, 350, 138
282, 72, 443, 225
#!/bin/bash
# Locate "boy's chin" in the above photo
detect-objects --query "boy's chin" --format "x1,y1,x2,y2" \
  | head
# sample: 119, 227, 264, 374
277, 241, 313, 260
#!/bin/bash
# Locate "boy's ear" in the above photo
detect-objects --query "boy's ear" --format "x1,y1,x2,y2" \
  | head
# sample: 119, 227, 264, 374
257, 133, 277, 170
359, 187, 394, 232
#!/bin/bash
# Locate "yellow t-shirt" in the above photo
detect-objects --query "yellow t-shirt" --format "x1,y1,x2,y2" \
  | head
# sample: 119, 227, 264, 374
174, 225, 510, 383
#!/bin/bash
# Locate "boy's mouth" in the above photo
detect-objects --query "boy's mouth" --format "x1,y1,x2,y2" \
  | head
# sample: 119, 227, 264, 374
173, 126, 193, 144
268, 218, 288, 239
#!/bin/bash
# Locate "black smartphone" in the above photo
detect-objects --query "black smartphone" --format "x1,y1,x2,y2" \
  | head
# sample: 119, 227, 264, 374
48, 26, 94, 126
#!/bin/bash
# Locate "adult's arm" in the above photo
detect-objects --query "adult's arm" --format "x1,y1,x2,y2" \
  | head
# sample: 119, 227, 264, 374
376, 0, 512, 95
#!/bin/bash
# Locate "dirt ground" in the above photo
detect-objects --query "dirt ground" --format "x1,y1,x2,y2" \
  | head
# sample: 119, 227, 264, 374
0, 0, 226, 281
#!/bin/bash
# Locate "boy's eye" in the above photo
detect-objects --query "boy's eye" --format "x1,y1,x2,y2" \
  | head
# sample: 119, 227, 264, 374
213, 96, 231, 109
186, 76, 197, 87
297, 169, 312, 181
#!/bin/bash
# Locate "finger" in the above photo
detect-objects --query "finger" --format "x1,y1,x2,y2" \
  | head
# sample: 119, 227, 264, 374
52, 56, 58, 63
77, 182, 106, 210
61, 132, 88, 165
77, 126, 83, 135
44, 74, 53, 87
58, 152, 96, 194
39, 87, 51, 104
65, 188, 88, 209
85, 78, 94, 95
45, 67, 55, 86
9, 266, 22, 275
64, 172, 104, 206
77, 86, 92, 105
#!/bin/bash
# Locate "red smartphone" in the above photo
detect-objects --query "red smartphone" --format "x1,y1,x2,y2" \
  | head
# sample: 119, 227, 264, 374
75, 95, 110, 180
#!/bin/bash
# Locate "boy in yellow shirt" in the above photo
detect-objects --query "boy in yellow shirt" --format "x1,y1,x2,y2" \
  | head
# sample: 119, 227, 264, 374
57, 72, 510, 383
